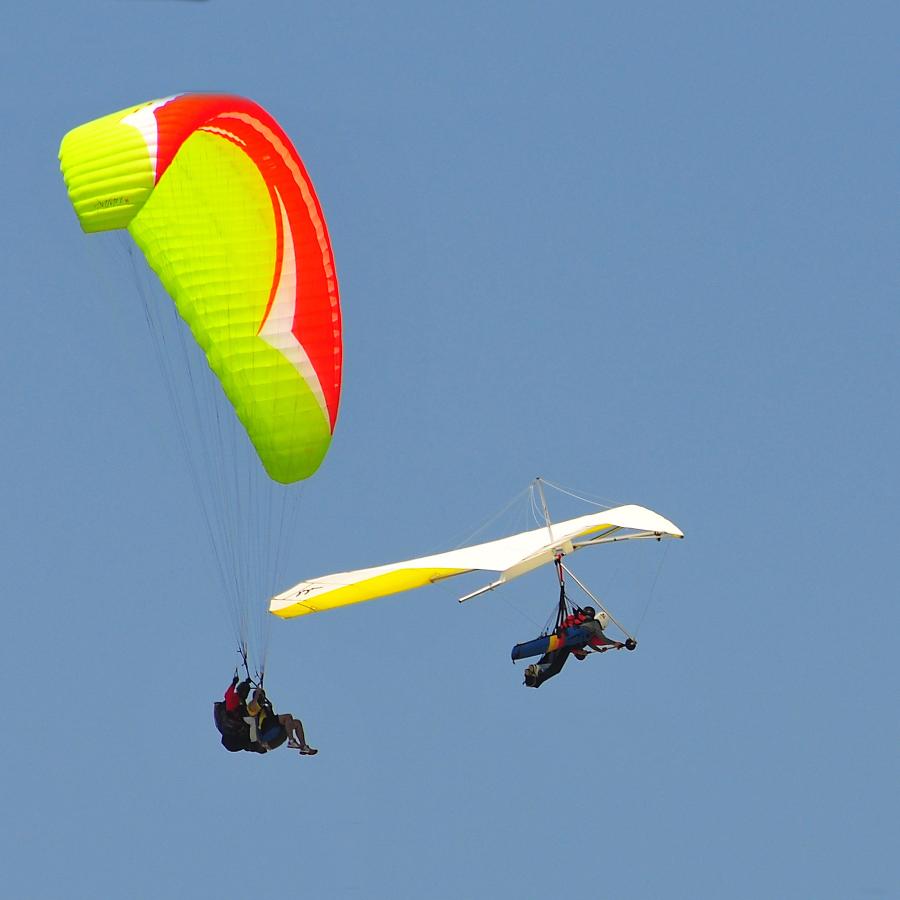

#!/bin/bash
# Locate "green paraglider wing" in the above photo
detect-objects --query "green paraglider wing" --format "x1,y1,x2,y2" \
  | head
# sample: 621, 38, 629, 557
59, 94, 342, 483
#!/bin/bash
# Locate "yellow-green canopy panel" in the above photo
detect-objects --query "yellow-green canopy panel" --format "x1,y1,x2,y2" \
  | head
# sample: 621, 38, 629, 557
59, 94, 341, 483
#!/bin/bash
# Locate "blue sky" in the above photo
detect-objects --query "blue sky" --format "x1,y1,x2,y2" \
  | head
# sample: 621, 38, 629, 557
2, 2, 897, 898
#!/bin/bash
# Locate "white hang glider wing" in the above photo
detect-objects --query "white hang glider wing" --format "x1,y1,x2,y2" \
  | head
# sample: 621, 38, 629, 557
270, 504, 683, 619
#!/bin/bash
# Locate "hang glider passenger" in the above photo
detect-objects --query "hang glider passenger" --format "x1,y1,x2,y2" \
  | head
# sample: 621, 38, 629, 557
523, 608, 625, 688
568, 607, 623, 661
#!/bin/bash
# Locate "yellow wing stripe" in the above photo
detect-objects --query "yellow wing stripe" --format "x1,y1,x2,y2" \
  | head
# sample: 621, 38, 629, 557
272, 567, 470, 618
572, 522, 618, 540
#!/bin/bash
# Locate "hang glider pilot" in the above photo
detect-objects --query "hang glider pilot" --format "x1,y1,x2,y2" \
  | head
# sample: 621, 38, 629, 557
524, 607, 625, 688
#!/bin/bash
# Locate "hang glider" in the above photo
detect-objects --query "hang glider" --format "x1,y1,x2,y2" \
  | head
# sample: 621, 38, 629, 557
270, 503, 683, 619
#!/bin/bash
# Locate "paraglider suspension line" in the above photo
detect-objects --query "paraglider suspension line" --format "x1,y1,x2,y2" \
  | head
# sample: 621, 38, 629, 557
239, 642, 256, 685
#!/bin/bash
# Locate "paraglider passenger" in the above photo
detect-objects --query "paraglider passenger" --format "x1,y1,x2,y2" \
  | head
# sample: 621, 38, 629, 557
249, 689, 318, 756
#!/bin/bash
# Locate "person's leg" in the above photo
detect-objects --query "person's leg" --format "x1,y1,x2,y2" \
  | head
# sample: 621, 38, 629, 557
281, 714, 302, 747
533, 649, 571, 687
281, 714, 317, 753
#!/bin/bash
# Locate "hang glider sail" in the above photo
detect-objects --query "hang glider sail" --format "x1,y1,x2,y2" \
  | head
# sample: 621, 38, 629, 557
270, 504, 683, 618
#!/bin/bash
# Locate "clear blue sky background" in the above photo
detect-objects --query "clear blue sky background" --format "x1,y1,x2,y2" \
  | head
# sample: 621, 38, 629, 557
2, 2, 897, 898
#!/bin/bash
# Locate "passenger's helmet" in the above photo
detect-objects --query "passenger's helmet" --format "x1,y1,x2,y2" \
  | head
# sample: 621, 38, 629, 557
580, 606, 596, 619
595, 610, 610, 629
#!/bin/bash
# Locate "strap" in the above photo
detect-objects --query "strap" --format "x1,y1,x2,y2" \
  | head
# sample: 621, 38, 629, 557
554, 555, 568, 630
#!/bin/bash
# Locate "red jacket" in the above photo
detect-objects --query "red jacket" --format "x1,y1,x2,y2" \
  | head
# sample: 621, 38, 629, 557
561, 612, 587, 631
225, 681, 241, 712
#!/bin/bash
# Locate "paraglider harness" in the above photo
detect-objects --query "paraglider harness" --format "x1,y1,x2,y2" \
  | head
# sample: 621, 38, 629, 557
214, 699, 257, 753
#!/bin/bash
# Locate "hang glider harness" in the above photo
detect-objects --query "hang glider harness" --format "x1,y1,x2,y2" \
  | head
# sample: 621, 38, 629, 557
510, 555, 638, 663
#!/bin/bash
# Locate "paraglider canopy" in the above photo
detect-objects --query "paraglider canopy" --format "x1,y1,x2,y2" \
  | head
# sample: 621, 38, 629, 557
59, 93, 342, 483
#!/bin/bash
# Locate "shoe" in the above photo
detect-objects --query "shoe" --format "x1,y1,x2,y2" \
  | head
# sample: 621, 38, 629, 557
299, 746, 318, 755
